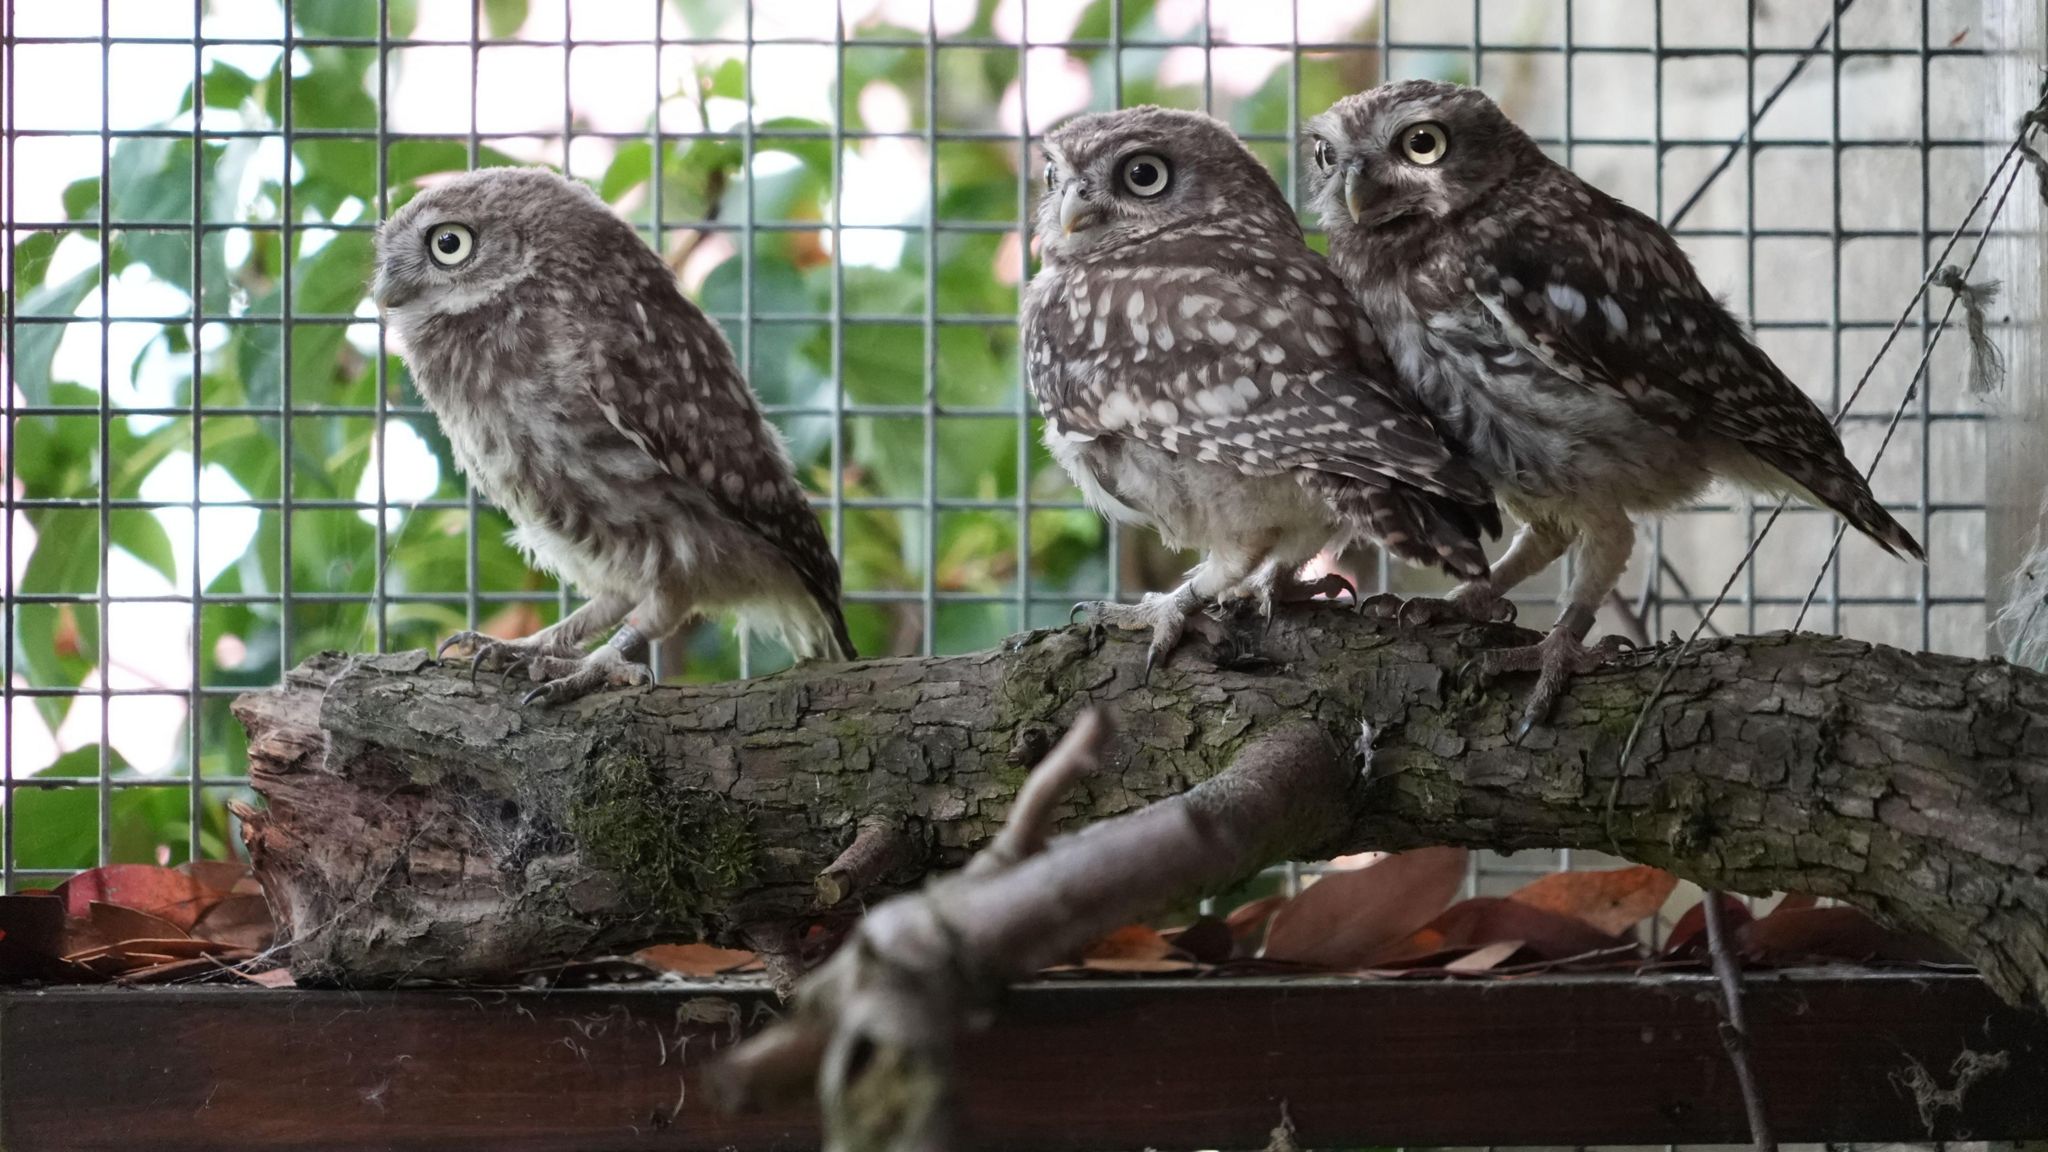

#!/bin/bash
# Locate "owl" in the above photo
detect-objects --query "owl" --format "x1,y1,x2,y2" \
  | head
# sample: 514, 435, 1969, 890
1307, 80, 1923, 732
373, 167, 854, 705
1023, 106, 1501, 670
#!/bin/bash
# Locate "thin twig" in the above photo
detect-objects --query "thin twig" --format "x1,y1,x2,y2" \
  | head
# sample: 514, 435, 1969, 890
970, 709, 1107, 875
1702, 893, 1776, 1152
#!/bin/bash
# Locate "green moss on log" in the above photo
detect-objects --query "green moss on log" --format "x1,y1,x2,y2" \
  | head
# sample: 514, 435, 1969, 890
568, 749, 757, 929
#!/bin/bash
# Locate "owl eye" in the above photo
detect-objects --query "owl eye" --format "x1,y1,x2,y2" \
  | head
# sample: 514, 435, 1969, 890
1044, 160, 1058, 188
427, 223, 475, 267
1312, 138, 1335, 172
1120, 153, 1172, 198
1398, 122, 1449, 166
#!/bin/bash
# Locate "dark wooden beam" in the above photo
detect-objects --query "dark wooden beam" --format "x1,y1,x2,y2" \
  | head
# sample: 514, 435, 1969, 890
2, 972, 2042, 1150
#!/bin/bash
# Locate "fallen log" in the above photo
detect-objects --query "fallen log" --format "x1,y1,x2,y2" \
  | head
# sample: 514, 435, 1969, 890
230, 607, 2048, 1002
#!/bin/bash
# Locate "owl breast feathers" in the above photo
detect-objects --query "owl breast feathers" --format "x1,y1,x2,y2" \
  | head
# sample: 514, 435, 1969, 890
375, 167, 854, 670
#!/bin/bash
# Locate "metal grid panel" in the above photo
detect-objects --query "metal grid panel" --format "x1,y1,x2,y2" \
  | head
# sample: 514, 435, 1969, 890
0, 0, 2000, 923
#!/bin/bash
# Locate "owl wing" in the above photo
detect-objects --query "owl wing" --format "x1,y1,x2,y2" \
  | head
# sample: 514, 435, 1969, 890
1465, 174, 1921, 558
1026, 241, 1494, 511
571, 250, 856, 658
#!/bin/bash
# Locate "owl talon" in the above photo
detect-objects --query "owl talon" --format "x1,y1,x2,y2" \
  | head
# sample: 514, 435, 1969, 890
1470, 626, 1630, 738
517, 649, 654, 708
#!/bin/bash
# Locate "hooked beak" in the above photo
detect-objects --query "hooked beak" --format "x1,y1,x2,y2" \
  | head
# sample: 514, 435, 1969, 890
371, 270, 416, 312
1059, 184, 1100, 236
1343, 166, 1365, 224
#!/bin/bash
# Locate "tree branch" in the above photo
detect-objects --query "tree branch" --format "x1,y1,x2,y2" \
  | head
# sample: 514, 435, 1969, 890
231, 608, 2048, 1003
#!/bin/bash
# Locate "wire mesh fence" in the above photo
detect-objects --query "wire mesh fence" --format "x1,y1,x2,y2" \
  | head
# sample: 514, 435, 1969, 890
0, 0, 2012, 945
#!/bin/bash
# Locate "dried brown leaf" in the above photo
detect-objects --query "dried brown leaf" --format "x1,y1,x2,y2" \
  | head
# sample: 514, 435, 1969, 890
633, 942, 762, 977
189, 893, 275, 951
1084, 924, 1174, 961
1421, 897, 1628, 961
1507, 865, 1677, 935
63, 901, 189, 956
1443, 939, 1525, 973
1262, 847, 1468, 968
178, 860, 255, 897
1224, 895, 1288, 947
54, 865, 217, 931
1070, 956, 1200, 974
1663, 893, 1752, 957
1739, 906, 1960, 966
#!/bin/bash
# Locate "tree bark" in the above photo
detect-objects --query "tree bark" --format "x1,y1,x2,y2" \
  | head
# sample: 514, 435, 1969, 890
231, 608, 2048, 1003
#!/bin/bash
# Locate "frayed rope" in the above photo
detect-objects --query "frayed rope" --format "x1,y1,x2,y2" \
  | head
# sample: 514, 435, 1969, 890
1932, 265, 2004, 396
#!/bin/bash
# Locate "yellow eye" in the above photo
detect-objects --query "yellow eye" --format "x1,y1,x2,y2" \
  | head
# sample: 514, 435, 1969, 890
427, 223, 474, 267
1399, 122, 1449, 166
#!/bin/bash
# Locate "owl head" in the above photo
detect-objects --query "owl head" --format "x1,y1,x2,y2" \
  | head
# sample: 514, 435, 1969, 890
1036, 105, 1299, 262
1305, 80, 1544, 240
373, 166, 613, 321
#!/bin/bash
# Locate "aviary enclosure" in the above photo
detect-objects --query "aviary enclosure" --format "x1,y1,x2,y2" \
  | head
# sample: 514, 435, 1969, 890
2, 1, 2046, 1150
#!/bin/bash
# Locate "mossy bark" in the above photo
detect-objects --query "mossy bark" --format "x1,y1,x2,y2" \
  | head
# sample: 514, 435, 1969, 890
232, 608, 2048, 1001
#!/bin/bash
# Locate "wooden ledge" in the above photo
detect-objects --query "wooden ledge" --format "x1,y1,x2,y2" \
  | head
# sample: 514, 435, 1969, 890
3, 971, 2043, 1150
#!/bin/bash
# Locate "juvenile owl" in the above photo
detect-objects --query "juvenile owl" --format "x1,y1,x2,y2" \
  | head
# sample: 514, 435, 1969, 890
374, 167, 854, 705
1307, 80, 1923, 731
1024, 106, 1500, 669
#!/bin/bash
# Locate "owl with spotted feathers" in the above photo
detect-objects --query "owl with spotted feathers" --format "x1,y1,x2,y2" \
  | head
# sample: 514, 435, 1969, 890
374, 167, 854, 705
1024, 106, 1501, 667
1308, 81, 1923, 732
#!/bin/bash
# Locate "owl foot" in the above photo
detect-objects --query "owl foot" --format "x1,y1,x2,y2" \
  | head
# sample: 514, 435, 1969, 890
1073, 584, 1214, 680
1469, 627, 1634, 740
435, 630, 585, 686
515, 646, 654, 708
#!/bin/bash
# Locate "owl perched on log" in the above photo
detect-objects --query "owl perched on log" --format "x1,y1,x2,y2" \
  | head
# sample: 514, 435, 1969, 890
374, 167, 854, 705
1023, 106, 1500, 669
1307, 80, 1923, 732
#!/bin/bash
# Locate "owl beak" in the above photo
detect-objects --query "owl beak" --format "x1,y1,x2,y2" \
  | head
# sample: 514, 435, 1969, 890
1343, 167, 1366, 224
372, 271, 416, 312
1059, 184, 1100, 235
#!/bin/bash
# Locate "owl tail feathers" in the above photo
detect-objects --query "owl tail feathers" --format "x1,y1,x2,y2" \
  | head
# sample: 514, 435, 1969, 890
1753, 450, 1926, 563
1318, 477, 1495, 581
739, 592, 858, 663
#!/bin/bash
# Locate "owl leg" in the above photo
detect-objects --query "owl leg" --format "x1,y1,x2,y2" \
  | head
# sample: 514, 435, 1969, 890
436, 593, 632, 685
1472, 511, 1636, 737
517, 591, 692, 707
1382, 520, 1570, 626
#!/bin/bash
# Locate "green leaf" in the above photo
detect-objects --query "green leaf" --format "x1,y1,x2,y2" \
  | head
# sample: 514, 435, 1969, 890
707, 58, 746, 100
292, 0, 378, 39
198, 61, 258, 111
11, 270, 96, 405
62, 177, 99, 222
236, 231, 375, 408
601, 141, 654, 203
484, 0, 529, 38
111, 509, 180, 585
12, 231, 58, 295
